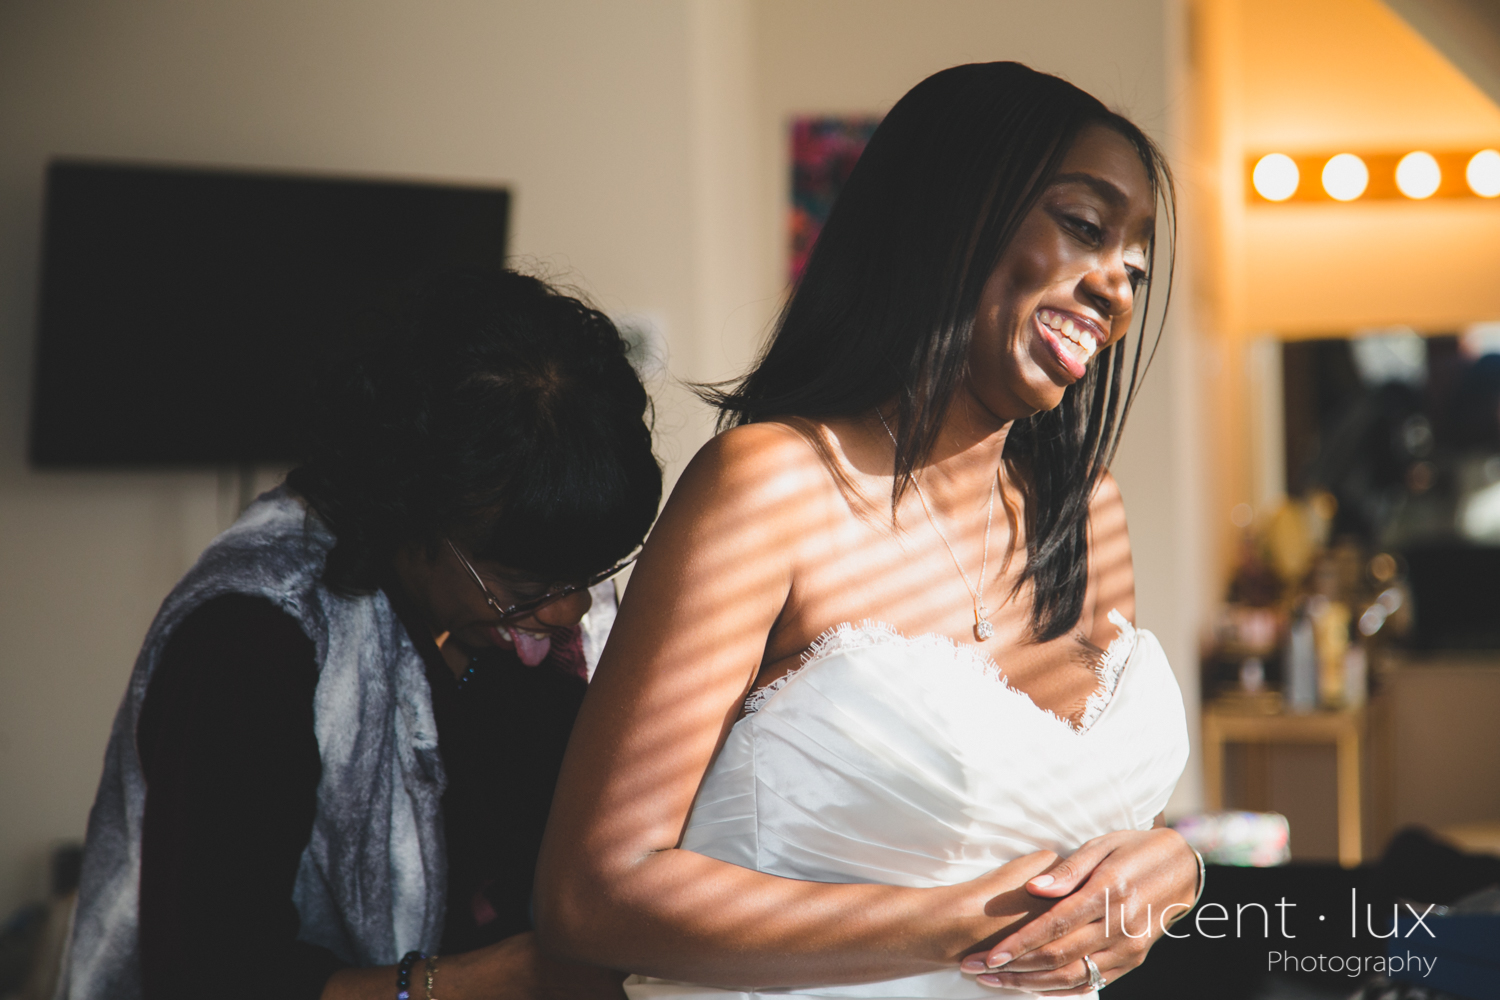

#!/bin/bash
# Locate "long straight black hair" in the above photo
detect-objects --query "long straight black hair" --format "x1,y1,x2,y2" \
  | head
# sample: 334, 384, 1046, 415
703, 62, 1175, 643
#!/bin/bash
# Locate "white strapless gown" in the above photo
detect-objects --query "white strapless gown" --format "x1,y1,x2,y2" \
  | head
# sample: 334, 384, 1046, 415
625, 612, 1188, 1000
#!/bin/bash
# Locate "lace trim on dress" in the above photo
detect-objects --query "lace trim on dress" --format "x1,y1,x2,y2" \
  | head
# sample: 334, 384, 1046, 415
1075, 609, 1137, 732
742, 610, 1139, 735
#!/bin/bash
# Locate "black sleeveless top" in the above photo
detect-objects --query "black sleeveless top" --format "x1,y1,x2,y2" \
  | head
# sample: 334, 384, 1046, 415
136, 587, 586, 999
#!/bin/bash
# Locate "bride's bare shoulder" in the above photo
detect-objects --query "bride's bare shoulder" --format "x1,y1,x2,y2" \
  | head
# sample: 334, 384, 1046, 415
640, 421, 838, 591
672, 420, 838, 514
705, 419, 822, 459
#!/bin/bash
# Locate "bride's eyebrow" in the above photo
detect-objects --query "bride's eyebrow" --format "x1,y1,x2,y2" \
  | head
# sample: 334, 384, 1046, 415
1047, 171, 1129, 208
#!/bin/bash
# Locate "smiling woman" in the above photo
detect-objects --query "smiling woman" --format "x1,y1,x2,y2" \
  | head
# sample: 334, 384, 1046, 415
536, 63, 1194, 1000
60, 268, 661, 1000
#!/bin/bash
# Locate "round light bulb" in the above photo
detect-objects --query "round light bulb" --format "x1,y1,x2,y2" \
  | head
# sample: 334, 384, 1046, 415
1322, 153, 1369, 201
1468, 149, 1500, 198
1395, 151, 1441, 199
1252, 153, 1300, 201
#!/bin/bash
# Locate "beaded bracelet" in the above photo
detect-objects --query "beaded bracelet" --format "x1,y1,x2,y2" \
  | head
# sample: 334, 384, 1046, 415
425, 954, 441, 1000
396, 951, 426, 1000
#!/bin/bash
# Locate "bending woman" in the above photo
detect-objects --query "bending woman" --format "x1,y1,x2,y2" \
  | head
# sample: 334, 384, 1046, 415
63, 269, 659, 1000
537, 63, 1198, 998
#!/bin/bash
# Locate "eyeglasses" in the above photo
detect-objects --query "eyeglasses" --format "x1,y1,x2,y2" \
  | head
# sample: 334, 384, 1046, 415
445, 538, 636, 623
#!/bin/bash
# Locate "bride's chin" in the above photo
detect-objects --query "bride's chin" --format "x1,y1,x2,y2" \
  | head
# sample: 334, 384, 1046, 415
989, 376, 1064, 419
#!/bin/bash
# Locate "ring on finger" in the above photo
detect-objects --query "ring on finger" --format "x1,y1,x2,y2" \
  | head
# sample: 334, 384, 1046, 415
1082, 955, 1106, 991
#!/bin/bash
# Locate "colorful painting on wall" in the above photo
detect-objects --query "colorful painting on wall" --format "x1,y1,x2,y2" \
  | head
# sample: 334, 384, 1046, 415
789, 115, 882, 283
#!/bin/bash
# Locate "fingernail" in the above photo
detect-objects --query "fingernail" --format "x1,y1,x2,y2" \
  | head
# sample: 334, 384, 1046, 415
988, 951, 1013, 968
1030, 874, 1055, 887
960, 958, 986, 973
977, 974, 1008, 988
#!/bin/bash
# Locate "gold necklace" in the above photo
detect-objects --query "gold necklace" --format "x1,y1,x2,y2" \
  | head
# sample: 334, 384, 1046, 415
878, 412, 997, 641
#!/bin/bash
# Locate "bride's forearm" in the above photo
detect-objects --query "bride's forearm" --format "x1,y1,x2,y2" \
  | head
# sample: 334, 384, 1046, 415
534, 845, 1055, 990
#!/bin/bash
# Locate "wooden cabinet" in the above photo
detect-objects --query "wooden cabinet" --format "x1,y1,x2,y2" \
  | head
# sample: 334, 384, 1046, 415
1369, 654, 1500, 848
1201, 654, 1500, 866
1202, 703, 1365, 867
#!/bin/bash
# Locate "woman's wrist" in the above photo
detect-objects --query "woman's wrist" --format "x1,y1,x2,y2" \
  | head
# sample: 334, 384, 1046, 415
1161, 827, 1205, 923
936, 852, 1058, 964
1181, 843, 1206, 916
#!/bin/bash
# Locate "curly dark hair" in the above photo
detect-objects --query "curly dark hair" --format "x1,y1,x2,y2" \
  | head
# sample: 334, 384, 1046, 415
286, 267, 662, 594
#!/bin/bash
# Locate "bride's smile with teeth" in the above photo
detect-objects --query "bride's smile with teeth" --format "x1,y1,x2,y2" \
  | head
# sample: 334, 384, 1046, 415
965, 122, 1158, 423
1034, 306, 1104, 374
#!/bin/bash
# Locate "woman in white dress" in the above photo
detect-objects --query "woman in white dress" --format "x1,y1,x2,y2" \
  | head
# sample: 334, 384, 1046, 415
536, 63, 1198, 998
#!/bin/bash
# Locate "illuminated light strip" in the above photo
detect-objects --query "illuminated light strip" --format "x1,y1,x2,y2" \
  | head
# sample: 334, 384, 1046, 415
1470, 150, 1500, 198
1246, 149, 1500, 202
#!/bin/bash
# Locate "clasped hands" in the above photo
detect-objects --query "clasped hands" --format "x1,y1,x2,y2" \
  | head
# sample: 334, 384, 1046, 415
499, 828, 1196, 1000
960, 827, 1198, 995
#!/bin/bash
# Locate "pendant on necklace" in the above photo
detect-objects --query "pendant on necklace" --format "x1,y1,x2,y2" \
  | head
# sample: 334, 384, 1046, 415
975, 609, 994, 641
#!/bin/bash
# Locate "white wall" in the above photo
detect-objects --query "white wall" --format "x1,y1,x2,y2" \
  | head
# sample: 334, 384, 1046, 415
0, 0, 715, 916
0, 0, 1201, 919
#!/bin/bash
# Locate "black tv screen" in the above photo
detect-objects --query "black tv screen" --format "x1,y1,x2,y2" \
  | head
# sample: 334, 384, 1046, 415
30, 160, 510, 466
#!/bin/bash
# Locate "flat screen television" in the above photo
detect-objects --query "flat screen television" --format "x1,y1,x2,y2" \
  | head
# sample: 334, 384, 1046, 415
29, 160, 510, 466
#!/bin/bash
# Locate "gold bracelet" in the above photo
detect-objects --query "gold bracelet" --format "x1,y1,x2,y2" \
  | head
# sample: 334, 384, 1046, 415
1167, 847, 1207, 926
1191, 846, 1207, 909
425, 954, 440, 999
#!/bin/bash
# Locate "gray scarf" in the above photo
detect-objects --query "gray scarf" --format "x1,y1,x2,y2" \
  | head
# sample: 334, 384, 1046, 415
60, 487, 501, 998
